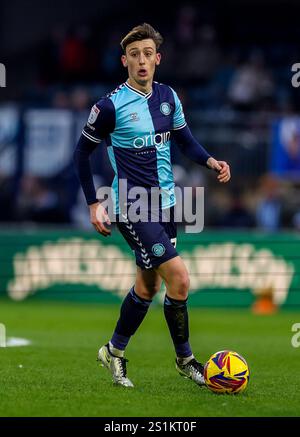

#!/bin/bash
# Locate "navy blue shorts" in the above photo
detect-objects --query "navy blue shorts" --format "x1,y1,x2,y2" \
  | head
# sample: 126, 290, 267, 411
116, 207, 178, 270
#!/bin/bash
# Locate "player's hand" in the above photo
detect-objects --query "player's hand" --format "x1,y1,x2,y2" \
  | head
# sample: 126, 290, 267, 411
89, 202, 111, 236
207, 157, 231, 183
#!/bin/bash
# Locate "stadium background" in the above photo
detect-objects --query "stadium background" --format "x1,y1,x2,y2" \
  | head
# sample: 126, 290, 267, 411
0, 0, 300, 417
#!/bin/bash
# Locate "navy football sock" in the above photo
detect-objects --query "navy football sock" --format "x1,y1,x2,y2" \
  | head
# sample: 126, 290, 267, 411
110, 286, 152, 351
164, 295, 193, 358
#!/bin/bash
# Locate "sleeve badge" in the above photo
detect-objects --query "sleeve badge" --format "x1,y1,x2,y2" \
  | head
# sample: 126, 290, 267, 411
88, 105, 100, 124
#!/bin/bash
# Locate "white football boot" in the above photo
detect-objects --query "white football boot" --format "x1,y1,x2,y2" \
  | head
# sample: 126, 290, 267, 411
97, 344, 134, 388
176, 357, 206, 386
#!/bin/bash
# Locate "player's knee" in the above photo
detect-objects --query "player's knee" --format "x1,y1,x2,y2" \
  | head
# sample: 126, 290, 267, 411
172, 271, 190, 298
136, 284, 160, 300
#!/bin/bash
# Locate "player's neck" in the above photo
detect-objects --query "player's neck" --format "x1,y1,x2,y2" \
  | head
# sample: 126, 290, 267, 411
127, 78, 152, 95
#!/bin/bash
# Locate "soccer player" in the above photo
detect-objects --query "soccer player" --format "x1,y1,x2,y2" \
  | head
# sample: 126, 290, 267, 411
74, 23, 231, 388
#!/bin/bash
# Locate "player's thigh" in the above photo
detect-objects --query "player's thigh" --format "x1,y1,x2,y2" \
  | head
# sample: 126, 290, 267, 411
135, 266, 163, 300
155, 256, 190, 298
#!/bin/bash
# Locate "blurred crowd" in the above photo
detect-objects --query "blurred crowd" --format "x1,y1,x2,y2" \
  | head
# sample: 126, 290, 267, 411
33, 5, 298, 113
1, 4, 300, 230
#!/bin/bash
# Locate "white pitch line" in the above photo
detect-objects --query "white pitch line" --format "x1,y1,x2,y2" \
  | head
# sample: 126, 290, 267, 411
5, 337, 32, 347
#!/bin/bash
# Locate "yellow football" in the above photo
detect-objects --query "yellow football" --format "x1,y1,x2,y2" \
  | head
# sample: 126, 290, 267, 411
204, 350, 250, 394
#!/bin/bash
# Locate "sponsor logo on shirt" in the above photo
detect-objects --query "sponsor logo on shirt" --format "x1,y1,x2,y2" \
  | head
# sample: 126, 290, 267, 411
130, 112, 140, 122
133, 131, 171, 149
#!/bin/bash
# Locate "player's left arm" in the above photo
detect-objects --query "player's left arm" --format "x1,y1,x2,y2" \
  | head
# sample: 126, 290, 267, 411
172, 125, 231, 183
170, 87, 231, 183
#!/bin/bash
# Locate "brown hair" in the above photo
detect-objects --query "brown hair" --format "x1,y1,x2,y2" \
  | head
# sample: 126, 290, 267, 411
120, 23, 163, 52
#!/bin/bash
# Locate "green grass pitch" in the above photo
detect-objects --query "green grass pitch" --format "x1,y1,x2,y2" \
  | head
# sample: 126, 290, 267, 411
0, 299, 300, 417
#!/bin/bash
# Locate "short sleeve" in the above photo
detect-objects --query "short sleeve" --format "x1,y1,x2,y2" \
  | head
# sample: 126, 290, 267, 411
170, 88, 187, 130
82, 97, 115, 143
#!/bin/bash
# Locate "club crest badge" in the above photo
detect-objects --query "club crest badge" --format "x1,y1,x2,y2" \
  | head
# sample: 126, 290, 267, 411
152, 243, 166, 257
160, 102, 171, 116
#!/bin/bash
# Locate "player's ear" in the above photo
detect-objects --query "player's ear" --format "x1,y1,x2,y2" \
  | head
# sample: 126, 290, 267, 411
121, 55, 128, 68
156, 52, 161, 66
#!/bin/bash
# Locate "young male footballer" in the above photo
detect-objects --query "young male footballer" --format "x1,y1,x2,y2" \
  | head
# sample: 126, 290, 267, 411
74, 23, 230, 388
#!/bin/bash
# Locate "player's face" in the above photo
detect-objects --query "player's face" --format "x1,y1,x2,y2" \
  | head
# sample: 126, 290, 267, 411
121, 39, 161, 90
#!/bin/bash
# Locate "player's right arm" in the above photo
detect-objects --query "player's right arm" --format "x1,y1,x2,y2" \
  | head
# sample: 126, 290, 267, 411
73, 98, 115, 236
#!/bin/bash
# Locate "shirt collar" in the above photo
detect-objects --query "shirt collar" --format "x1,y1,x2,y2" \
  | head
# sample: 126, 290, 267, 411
125, 81, 152, 99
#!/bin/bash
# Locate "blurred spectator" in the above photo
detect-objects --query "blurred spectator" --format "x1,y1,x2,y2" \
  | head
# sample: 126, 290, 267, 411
293, 209, 300, 231
101, 31, 123, 79
175, 5, 197, 46
17, 175, 68, 223
0, 174, 13, 222
60, 27, 96, 82
255, 174, 282, 231
51, 90, 70, 109
278, 106, 300, 171
38, 27, 65, 84
179, 25, 220, 82
157, 39, 176, 80
218, 189, 255, 228
228, 50, 274, 111
70, 87, 90, 111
